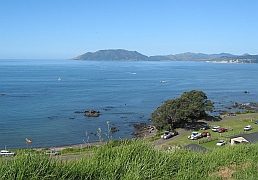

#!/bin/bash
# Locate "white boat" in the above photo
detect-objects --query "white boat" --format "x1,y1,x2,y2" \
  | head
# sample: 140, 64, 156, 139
58, 77, 61, 81
160, 80, 169, 83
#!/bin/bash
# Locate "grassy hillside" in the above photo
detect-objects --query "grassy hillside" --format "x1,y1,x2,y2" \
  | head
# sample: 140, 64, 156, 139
1, 140, 258, 179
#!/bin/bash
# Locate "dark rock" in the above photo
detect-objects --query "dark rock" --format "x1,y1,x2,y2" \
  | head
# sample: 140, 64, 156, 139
110, 127, 119, 133
84, 112, 100, 117
232, 102, 238, 108
76, 109, 101, 117
132, 123, 155, 138
84, 110, 100, 113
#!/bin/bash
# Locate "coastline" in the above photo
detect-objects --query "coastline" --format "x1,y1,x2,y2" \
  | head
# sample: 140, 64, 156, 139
26, 113, 258, 151
35, 123, 157, 151
44, 141, 107, 151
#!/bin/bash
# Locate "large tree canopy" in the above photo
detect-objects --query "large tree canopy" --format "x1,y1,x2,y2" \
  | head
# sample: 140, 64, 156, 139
151, 90, 214, 130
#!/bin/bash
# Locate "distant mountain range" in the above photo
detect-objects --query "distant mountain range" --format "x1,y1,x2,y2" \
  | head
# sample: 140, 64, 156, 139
71, 49, 258, 63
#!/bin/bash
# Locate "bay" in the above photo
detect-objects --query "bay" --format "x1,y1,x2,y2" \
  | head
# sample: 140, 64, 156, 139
0, 59, 257, 149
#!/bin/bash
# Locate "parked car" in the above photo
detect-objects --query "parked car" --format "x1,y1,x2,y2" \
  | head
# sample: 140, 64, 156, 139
212, 126, 221, 132
216, 140, 226, 146
0, 150, 15, 156
188, 132, 202, 140
45, 150, 59, 155
201, 131, 211, 137
244, 125, 253, 131
161, 131, 171, 139
218, 128, 227, 133
161, 131, 178, 139
254, 120, 258, 124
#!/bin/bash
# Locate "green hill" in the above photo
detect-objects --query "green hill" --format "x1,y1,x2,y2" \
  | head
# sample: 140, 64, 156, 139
71, 49, 258, 63
1, 140, 258, 179
71, 49, 149, 61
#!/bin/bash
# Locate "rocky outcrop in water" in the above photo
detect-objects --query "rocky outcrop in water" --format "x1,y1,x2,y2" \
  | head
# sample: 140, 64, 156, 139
132, 123, 156, 138
84, 110, 100, 117
110, 127, 119, 133
232, 102, 258, 110
75, 110, 100, 117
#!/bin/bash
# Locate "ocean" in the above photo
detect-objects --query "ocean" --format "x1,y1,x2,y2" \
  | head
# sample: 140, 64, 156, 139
0, 59, 258, 149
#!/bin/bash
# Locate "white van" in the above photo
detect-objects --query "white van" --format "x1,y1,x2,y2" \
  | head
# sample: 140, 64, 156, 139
212, 126, 221, 132
0, 150, 15, 156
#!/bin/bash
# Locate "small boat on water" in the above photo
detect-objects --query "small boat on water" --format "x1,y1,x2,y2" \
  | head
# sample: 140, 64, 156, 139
160, 80, 167, 83
26, 138, 32, 143
58, 77, 61, 81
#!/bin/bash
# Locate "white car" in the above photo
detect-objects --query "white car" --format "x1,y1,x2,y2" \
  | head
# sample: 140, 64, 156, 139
161, 131, 178, 139
188, 132, 202, 140
212, 126, 221, 132
216, 140, 226, 146
161, 131, 172, 139
244, 125, 253, 131
0, 150, 15, 156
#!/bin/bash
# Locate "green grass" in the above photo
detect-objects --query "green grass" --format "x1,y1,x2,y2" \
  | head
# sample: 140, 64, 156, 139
1, 140, 258, 179
59, 146, 98, 156
165, 115, 258, 149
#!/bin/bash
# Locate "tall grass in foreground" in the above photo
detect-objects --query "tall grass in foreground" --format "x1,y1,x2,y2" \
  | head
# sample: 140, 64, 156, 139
1, 140, 258, 179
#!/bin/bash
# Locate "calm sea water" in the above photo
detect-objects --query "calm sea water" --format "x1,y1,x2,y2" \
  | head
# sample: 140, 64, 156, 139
0, 59, 258, 149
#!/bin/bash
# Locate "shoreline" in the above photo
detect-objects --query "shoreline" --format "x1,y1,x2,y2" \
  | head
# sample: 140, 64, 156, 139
34, 123, 157, 151
20, 113, 258, 151
42, 141, 107, 151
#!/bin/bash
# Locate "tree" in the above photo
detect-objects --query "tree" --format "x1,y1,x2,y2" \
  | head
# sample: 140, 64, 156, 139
151, 90, 214, 130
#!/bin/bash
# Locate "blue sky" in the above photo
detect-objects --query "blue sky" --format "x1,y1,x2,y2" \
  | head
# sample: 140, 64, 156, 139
0, 0, 257, 59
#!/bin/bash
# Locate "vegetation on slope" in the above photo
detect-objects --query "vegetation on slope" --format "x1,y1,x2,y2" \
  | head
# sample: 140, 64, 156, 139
71, 49, 258, 63
151, 90, 214, 130
1, 140, 258, 179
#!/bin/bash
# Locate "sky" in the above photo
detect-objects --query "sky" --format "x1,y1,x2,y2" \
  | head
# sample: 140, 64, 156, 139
0, 0, 258, 59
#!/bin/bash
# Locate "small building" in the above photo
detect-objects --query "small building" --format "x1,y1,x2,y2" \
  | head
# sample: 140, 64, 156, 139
229, 132, 258, 145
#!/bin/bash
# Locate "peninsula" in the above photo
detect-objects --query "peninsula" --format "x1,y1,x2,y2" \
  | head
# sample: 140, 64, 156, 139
71, 49, 258, 63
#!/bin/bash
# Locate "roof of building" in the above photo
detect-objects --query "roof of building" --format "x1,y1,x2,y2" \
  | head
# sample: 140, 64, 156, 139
184, 144, 211, 153
228, 132, 258, 143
